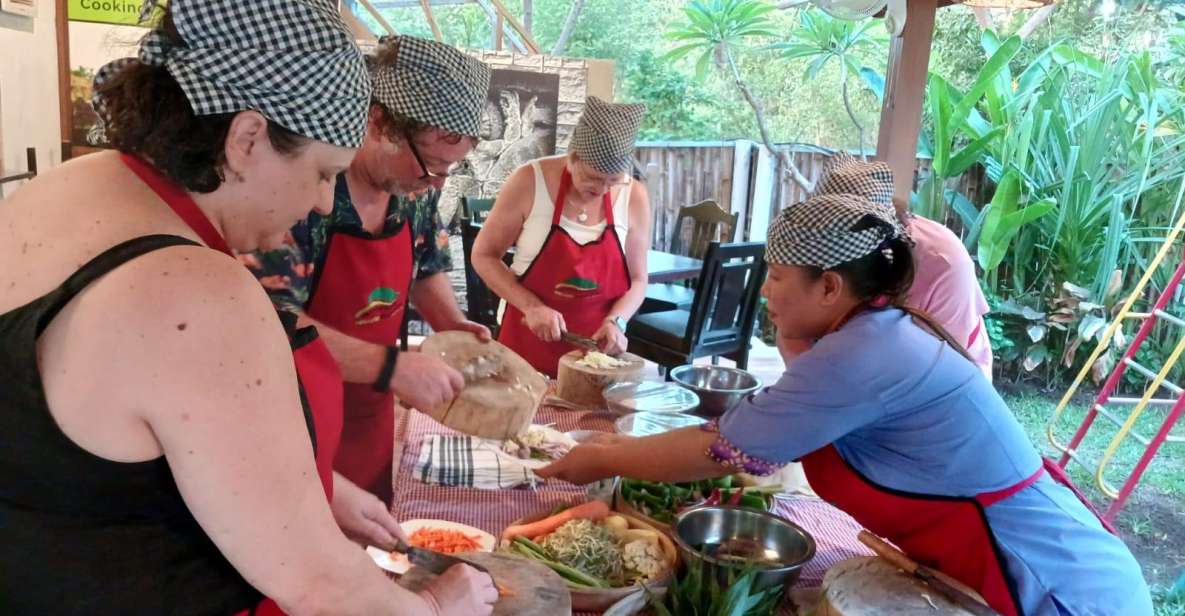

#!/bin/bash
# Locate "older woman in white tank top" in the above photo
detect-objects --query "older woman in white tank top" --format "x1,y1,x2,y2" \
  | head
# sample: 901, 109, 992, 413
473, 97, 652, 377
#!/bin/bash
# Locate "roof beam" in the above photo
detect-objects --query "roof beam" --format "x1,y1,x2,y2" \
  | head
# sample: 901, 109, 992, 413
486, 0, 540, 53
419, 0, 444, 41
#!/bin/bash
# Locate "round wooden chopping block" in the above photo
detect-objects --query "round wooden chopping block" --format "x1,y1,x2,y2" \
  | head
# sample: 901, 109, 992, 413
818, 557, 984, 615
555, 350, 645, 408
421, 331, 548, 439
396, 551, 572, 616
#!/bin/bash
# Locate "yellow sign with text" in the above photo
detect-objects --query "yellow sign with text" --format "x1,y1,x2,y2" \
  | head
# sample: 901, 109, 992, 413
68, 0, 164, 27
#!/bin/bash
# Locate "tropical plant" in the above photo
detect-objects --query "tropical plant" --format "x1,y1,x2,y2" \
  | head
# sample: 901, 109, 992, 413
975, 169, 1055, 283
912, 35, 1021, 228
665, 0, 815, 190
769, 7, 886, 155
962, 34, 1185, 301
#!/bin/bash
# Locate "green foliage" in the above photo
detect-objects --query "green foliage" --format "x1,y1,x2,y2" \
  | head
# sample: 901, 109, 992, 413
648, 561, 783, 616
913, 21, 1185, 383
976, 170, 1055, 273
625, 51, 722, 139
665, 0, 779, 80
768, 7, 886, 151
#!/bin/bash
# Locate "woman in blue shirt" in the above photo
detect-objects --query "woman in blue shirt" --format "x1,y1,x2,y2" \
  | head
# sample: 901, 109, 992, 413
540, 194, 1150, 616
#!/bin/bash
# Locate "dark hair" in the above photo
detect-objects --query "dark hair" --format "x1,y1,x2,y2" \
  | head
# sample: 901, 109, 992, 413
804, 216, 916, 306
93, 7, 308, 193
805, 215, 975, 362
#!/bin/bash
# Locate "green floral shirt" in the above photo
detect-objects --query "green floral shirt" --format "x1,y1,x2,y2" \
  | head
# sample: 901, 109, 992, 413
239, 173, 452, 314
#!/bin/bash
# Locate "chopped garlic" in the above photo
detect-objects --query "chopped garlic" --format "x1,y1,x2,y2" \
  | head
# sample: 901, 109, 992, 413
575, 350, 626, 369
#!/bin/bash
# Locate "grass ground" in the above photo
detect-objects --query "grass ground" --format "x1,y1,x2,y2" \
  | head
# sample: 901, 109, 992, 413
1000, 388, 1185, 614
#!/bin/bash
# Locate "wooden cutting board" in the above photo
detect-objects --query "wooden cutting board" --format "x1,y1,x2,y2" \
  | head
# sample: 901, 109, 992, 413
420, 331, 547, 439
819, 557, 982, 615
555, 350, 644, 407
396, 551, 572, 616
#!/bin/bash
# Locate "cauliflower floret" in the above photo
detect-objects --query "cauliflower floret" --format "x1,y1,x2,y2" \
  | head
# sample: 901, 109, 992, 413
622, 539, 666, 580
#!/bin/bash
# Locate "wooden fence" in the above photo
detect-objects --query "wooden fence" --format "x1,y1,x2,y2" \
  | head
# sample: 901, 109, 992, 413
635, 140, 985, 252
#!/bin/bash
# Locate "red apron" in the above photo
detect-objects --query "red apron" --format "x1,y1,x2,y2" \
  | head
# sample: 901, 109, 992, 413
120, 154, 344, 616
304, 218, 414, 503
497, 168, 631, 377
801, 445, 1035, 615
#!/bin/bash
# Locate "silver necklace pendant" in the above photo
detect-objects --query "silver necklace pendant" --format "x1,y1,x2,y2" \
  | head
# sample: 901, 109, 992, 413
577, 209, 588, 223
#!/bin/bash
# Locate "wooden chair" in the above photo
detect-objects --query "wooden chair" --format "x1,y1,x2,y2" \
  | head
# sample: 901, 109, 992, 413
669, 200, 739, 258
461, 196, 496, 223
0, 147, 37, 190
642, 200, 739, 313
627, 241, 767, 372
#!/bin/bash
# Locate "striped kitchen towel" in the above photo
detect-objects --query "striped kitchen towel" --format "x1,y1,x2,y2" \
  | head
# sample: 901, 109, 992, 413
414, 435, 542, 490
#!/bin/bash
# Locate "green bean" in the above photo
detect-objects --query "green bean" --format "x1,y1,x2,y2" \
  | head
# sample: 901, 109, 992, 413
511, 537, 608, 587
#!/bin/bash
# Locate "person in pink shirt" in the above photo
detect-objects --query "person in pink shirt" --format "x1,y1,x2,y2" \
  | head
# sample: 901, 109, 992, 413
782, 152, 993, 380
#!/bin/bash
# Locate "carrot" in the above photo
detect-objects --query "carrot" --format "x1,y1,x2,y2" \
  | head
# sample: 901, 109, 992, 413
496, 582, 515, 597
502, 500, 610, 540
405, 528, 483, 554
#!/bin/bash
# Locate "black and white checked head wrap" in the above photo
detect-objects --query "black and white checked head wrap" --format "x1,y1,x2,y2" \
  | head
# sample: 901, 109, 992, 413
766, 194, 910, 270
93, 0, 371, 148
813, 151, 896, 208
570, 96, 646, 175
370, 35, 491, 138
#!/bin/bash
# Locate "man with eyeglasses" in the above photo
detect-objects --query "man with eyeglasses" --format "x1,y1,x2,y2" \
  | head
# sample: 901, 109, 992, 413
239, 36, 491, 521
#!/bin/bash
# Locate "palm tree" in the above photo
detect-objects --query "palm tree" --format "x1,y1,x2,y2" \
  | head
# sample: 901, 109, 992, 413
770, 8, 886, 157
665, 0, 813, 191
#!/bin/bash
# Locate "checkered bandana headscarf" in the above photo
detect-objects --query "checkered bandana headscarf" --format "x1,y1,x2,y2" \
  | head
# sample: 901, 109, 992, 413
370, 35, 491, 137
571, 96, 646, 175
766, 193, 910, 270
93, 0, 372, 148
814, 151, 897, 207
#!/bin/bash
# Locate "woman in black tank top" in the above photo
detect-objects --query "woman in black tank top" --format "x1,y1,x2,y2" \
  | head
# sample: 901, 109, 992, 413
0, 2, 494, 615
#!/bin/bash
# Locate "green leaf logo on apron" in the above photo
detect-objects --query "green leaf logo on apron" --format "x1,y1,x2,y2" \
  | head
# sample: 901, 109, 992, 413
354, 286, 401, 326
554, 276, 599, 298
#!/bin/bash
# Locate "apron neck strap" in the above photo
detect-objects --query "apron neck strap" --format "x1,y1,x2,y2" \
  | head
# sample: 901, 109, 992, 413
554, 166, 616, 227
121, 153, 233, 256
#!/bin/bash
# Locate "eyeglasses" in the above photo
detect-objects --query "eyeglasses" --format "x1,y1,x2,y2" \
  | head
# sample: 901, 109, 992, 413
572, 161, 629, 189
404, 132, 453, 181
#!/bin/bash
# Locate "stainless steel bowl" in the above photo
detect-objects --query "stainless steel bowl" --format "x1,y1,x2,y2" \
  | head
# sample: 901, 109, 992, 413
673, 506, 815, 592
669, 365, 762, 417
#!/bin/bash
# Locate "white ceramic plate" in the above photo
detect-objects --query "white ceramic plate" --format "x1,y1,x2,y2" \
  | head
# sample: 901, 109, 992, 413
366, 519, 496, 575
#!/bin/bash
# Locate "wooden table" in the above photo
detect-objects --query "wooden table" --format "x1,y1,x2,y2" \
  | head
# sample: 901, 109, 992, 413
646, 250, 701, 283
388, 399, 874, 614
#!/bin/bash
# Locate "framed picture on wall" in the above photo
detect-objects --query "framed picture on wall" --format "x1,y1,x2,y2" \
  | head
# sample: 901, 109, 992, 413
0, 0, 37, 18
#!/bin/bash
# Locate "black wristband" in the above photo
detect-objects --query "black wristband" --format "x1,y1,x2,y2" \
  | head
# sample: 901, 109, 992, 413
373, 345, 399, 393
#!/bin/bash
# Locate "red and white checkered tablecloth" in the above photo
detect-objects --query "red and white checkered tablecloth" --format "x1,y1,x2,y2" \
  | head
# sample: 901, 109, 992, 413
389, 403, 872, 614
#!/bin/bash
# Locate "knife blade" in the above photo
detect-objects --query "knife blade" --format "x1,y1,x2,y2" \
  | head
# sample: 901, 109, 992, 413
560, 331, 599, 351
857, 530, 1000, 616
393, 540, 490, 576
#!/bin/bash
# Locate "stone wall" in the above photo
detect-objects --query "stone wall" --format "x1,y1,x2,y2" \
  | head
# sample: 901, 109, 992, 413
464, 49, 615, 151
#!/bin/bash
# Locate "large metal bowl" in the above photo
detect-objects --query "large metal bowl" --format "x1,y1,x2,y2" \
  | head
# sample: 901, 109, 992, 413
669, 365, 762, 417
672, 506, 815, 592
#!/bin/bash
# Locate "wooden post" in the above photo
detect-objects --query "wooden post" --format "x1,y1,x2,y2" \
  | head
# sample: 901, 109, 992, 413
56, 0, 72, 159
419, 0, 443, 42
494, 14, 504, 50
874, 0, 938, 215
487, 0, 540, 53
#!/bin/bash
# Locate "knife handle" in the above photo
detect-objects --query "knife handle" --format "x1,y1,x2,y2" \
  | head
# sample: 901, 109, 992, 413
857, 530, 919, 575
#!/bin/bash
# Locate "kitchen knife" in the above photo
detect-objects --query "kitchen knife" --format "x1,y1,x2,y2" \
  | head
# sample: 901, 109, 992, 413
560, 330, 600, 351
857, 530, 1000, 616
392, 539, 490, 576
